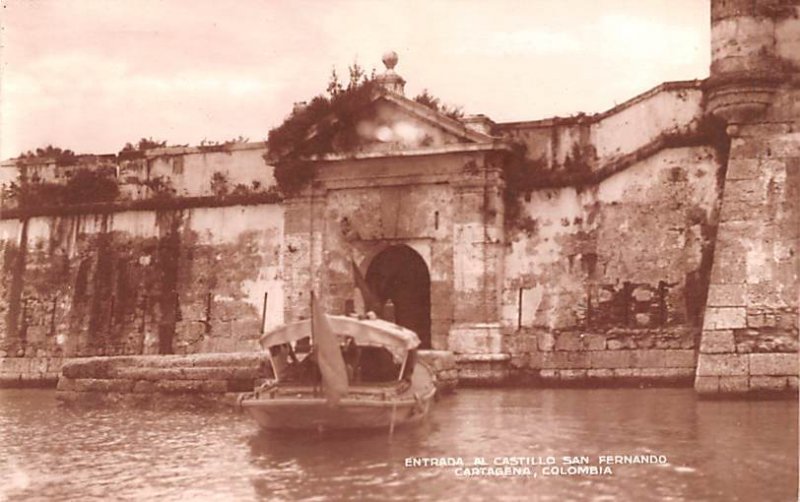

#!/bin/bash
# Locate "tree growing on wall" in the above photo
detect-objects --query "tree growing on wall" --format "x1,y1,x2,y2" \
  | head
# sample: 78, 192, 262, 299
413, 89, 463, 120
266, 62, 464, 196
7, 167, 119, 208
266, 63, 377, 195
118, 138, 168, 159
18, 145, 77, 166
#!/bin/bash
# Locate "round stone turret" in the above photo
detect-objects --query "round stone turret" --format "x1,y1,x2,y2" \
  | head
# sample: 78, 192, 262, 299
705, 0, 799, 124
375, 50, 406, 95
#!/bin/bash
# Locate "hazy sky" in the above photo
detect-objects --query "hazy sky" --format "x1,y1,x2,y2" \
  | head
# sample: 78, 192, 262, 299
0, 0, 710, 160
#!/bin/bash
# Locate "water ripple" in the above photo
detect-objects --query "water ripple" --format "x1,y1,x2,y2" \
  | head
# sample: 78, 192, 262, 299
0, 388, 796, 501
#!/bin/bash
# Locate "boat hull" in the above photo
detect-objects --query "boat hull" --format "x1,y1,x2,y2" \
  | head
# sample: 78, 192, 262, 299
242, 394, 433, 430
242, 362, 436, 431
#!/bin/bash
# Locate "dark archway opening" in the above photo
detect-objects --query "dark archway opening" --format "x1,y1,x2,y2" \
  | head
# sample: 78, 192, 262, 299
365, 245, 431, 349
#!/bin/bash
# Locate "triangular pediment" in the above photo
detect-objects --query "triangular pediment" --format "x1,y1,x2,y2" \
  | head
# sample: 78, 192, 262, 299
274, 87, 495, 161
350, 93, 493, 152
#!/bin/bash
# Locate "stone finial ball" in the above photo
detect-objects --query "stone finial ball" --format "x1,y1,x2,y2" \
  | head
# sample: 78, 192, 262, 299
382, 51, 399, 70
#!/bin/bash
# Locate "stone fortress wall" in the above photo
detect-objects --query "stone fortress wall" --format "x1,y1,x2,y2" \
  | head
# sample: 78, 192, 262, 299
1, 0, 797, 394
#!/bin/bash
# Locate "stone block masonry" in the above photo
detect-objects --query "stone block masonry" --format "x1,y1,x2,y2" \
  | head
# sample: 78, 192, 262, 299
453, 327, 698, 386
55, 353, 270, 407
54, 350, 458, 406
0, 356, 63, 387
695, 3, 800, 394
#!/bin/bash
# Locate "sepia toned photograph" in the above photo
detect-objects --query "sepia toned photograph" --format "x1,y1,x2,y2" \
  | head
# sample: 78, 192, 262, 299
0, 0, 798, 500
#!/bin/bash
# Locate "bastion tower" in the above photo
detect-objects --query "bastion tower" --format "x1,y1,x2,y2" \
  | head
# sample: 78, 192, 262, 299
696, 0, 800, 394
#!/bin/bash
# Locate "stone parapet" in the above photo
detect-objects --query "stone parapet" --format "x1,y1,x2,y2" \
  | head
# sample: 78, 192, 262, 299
55, 353, 270, 407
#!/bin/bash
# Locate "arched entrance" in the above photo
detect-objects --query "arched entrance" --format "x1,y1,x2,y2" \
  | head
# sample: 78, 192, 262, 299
365, 245, 431, 348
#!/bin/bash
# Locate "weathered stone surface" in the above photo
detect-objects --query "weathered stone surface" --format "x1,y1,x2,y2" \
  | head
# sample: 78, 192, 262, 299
630, 349, 695, 368
583, 334, 606, 351
0, 357, 34, 375
508, 355, 526, 369
155, 380, 205, 393
558, 369, 587, 380
201, 380, 229, 393
56, 377, 76, 391
726, 159, 761, 180
629, 350, 663, 368
133, 380, 156, 393
664, 349, 697, 368
539, 369, 559, 379
695, 376, 720, 394
541, 351, 590, 369
537, 332, 555, 352
700, 330, 735, 354
70, 378, 135, 393
588, 351, 633, 369
734, 326, 799, 353
748, 353, 798, 376
749, 376, 788, 391
703, 307, 747, 330
457, 362, 509, 384
718, 376, 749, 393
587, 369, 614, 379
696, 354, 748, 376
555, 333, 581, 351
418, 350, 457, 371
639, 368, 694, 378
706, 284, 747, 307
447, 325, 503, 354
606, 340, 626, 350
528, 351, 543, 368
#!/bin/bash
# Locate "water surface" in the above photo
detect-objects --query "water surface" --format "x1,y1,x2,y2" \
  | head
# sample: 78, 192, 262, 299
0, 388, 796, 501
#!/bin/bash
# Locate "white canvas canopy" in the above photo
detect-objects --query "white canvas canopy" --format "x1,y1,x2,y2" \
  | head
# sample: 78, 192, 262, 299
260, 315, 420, 362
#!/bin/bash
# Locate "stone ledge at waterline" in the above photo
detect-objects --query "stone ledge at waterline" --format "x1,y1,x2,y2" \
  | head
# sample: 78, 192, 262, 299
55, 353, 270, 408
54, 350, 459, 407
0, 357, 64, 388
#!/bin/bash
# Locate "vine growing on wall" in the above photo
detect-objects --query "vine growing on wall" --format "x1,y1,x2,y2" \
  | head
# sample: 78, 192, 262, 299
499, 141, 596, 229
498, 113, 731, 233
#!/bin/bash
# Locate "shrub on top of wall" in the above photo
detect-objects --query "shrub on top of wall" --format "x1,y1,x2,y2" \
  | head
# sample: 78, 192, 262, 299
265, 77, 377, 195
17, 145, 77, 167
8, 167, 120, 208
265, 63, 465, 196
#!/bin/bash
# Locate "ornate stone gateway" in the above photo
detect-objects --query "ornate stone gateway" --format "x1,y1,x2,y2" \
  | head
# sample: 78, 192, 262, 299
279, 54, 508, 354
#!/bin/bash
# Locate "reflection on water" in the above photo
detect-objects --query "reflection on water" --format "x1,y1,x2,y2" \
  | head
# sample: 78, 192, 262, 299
0, 388, 796, 501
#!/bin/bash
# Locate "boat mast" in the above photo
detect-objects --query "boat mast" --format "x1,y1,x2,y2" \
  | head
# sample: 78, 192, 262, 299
397, 351, 408, 381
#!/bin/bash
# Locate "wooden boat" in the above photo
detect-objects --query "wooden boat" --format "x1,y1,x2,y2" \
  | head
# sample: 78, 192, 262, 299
241, 315, 436, 431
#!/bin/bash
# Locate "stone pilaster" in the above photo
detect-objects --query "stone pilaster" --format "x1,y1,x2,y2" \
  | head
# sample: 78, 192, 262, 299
282, 189, 326, 322
448, 167, 506, 354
